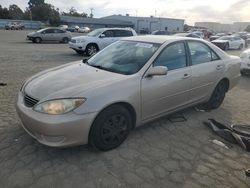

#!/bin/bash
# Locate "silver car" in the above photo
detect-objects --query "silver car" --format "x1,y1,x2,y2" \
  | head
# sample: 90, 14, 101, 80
16, 36, 241, 151
27, 27, 72, 43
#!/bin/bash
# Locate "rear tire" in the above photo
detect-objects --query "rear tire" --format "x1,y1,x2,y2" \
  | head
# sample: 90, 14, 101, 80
203, 81, 227, 110
89, 105, 132, 151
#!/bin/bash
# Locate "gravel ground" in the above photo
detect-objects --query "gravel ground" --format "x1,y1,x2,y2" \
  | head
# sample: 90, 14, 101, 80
0, 30, 250, 188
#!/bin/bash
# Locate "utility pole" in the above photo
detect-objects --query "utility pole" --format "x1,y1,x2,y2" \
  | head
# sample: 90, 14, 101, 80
90, 8, 94, 18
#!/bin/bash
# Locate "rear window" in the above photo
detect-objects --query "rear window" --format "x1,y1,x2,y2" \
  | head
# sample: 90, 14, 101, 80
114, 30, 133, 37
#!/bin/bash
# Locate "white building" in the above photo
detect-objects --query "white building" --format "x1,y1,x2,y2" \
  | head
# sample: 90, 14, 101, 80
102, 15, 184, 33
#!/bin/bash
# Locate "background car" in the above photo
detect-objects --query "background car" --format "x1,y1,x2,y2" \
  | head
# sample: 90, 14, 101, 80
78, 27, 91, 33
26, 27, 72, 43
211, 36, 245, 50
174, 32, 201, 38
17, 36, 241, 151
59, 25, 68, 30
240, 48, 250, 75
5, 22, 25, 30
209, 33, 226, 41
192, 31, 204, 39
69, 27, 137, 56
67, 25, 79, 32
151, 30, 169, 35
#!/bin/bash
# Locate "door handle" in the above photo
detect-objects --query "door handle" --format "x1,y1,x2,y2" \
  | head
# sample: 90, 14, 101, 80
182, 73, 191, 79
216, 65, 223, 70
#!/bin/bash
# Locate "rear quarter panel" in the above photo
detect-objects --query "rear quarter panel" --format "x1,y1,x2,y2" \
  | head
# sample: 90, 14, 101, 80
224, 55, 241, 90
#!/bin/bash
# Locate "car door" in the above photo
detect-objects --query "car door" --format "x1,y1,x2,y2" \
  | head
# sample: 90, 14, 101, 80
187, 41, 224, 103
53, 29, 64, 41
141, 42, 192, 120
98, 30, 115, 49
41, 29, 55, 41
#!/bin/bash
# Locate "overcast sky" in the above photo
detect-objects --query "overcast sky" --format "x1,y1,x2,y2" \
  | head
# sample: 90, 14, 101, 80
1, 0, 250, 24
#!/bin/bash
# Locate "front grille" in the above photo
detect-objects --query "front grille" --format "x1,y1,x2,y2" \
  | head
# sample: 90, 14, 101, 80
71, 39, 76, 43
24, 94, 39, 107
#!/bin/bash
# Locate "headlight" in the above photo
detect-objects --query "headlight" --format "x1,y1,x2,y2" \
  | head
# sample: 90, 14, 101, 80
77, 40, 85, 43
34, 98, 86, 115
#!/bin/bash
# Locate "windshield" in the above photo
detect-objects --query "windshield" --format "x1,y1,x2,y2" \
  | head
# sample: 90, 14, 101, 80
36, 28, 47, 33
219, 36, 231, 40
87, 41, 160, 75
87, 28, 105, 37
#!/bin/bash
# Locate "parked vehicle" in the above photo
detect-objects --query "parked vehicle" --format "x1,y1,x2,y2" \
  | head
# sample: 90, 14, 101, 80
67, 25, 79, 32
211, 36, 245, 50
192, 31, 204, 39
174, 32, 201, 38
240, 48, 250, 75
17, 36, 241, 150
78, 27, 91, 33
59, 25, 68, 30
26, 28, 72, 43
69, 27, 137, 56
139, 28, 150, 34
5, 22, 25, 30
209, 33, 226, 41
151, 30, 169, 35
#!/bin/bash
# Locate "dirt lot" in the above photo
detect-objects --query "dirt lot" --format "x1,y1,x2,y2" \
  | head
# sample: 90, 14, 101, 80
0, 30, 250, 188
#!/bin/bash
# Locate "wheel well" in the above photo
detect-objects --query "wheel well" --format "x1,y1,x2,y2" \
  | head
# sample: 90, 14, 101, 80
88, 102, 137, 144
86, 43, 99, 51
220, 78, 229, 92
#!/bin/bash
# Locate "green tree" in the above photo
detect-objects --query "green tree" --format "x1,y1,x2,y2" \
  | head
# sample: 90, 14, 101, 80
245, 25, 250, 32
28, 0, 45, 8
62, 7, 88, 17
9, 4, 24, 20
0, 5, 10, 19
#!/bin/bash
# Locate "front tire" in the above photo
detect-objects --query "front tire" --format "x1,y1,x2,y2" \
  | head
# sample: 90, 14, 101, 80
86, 44, 98, 56
89, 105, 132, 151
204, 81, 227, 110
62, 37, 69, 43
239, 44, 244, 50
34, 37, 42, 43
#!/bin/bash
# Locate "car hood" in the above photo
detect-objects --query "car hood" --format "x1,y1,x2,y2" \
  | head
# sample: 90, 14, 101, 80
24, 62, 126, 101
27, 31, 37, 36
212, 39, 229, 43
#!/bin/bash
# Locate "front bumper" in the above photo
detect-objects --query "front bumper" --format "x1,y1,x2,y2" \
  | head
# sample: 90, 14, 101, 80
26, 36, 34, 41
16, 92, 97, 147
240, 58, 250, 72
68, 42, 85, 52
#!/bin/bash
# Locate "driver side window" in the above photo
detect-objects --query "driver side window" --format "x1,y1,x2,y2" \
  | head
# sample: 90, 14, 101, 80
154, 42, 187, 71
102, 30, 114, 38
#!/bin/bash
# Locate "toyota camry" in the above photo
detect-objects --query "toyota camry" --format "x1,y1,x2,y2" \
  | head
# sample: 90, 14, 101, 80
16, 36, 241, 151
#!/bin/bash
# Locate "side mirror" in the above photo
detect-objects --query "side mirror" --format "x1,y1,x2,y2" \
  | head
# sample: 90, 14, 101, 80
99, 34, 105, 38
146, 66, 168, 77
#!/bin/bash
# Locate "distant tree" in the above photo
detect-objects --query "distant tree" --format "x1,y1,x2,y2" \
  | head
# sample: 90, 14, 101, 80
28, 0, 45, 9
0, 5, 10, 19
9, 4, 24, 20
23, 8, 32, 20
245, 25, 250, 32
62, 7, 88, 17
49, 7, 60, 26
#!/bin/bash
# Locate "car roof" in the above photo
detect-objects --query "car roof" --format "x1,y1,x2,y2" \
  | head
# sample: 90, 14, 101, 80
123, 35, 200, 44
103, 27, 134, 31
